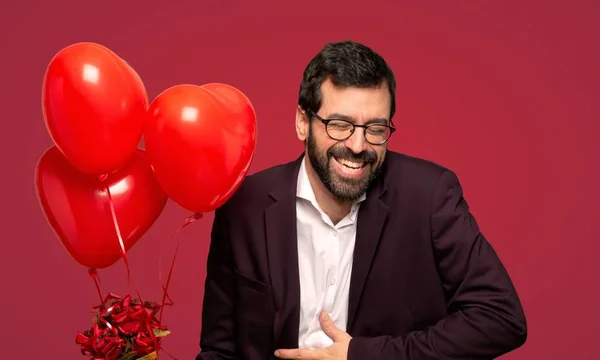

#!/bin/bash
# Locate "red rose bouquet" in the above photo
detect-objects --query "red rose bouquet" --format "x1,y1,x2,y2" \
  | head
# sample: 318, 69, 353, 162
76, 294, 171, 360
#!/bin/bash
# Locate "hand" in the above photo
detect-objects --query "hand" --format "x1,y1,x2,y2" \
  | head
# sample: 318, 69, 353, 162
274, 311, 352, 359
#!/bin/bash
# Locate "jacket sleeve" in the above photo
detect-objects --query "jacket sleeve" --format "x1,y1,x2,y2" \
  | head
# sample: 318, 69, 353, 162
348, 170, 527, 360
195, 208, 239, 360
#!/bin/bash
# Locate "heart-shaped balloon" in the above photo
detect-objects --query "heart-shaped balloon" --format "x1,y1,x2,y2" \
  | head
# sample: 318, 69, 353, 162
35, 146, 168, 270
144, 84, 257, 213
42, 42, 148, 176
202, 82, 257, 201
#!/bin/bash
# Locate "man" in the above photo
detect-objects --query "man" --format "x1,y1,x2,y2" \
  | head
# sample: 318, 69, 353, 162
196, 40, 527, 360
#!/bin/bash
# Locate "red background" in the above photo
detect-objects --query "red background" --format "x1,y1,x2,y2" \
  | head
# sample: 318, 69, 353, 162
1, 1, 598, 359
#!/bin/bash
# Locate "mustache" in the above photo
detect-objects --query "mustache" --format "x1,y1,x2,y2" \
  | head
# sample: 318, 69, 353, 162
327, 146, 377, 164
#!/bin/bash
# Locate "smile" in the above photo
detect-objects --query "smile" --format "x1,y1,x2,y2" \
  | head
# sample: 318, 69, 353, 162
336, 157, 364, 169
332, 157, 368, 178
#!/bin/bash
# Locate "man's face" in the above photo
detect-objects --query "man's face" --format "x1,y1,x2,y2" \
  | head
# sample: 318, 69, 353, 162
296, 79, 392, 201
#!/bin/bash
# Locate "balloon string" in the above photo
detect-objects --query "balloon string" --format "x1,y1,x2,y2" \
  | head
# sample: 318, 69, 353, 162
88, 268, 104, 305
100, 175, 131, 285
158, 212, 203, 324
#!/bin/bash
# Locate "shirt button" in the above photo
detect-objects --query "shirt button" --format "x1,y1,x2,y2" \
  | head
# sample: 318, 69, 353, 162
329, 278, 336, 286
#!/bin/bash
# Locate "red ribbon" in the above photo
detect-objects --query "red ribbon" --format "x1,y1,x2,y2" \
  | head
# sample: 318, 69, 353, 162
158, 212, 203, 323
99, 174, 131, 285
89, 269, 104, 304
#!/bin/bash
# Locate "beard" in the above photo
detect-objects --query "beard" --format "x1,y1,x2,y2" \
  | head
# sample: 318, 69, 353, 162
306, 126, 383, 201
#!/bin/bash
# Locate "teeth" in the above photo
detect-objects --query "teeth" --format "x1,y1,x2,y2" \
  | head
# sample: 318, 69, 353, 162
338, 158, 364, 169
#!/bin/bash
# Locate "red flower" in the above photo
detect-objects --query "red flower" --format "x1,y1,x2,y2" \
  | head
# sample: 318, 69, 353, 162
75, 293, 171, 359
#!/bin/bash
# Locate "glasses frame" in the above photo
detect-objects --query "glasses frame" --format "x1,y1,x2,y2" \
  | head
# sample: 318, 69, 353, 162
308, 111, 396, 145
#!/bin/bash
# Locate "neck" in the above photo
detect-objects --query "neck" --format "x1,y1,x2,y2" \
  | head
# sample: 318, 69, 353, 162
304, 157, 353, 224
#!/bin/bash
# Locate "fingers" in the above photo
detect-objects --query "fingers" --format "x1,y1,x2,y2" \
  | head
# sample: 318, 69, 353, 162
319, 311, 347, 341
319, 311, 335, 332
274, 348, 323, 359
274, 312, 350, 359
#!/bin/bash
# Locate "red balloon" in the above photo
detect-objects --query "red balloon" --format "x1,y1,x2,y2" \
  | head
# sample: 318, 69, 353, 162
122, 59, 149, 109
42, 42, 147, 176
144, 84, 257, 213
35, 146, 168, 270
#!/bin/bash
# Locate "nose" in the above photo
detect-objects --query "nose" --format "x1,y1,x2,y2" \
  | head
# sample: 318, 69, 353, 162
344, 127, 368, 154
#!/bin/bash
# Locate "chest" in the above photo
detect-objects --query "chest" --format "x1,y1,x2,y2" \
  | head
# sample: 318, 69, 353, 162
296, 201, 358, 312
229, 201, 449, 338
295, 199, 359, 299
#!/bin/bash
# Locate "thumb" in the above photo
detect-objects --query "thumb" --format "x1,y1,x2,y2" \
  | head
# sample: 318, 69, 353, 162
319, 311, 347, 341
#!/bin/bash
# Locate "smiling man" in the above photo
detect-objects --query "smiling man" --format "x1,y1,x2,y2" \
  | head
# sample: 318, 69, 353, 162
196, 40, 527, 360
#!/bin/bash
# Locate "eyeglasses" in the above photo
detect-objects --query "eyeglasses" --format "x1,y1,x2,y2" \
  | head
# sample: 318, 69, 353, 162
308, 111, 396, 145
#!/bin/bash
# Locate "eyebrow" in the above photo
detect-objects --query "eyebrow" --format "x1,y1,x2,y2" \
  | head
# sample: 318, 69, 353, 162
326, 112, 389, 125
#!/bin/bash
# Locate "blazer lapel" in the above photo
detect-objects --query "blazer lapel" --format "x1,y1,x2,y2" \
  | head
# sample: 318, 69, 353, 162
347, 164, 390, 332
265, 155, 303, 349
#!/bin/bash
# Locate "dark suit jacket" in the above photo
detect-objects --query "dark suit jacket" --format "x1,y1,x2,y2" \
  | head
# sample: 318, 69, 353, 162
196, 151, 527, 360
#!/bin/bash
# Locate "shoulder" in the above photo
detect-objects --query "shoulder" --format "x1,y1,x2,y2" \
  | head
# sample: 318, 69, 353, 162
382, 151, 461, 202
384, 151, 455, 184
217, 158, 298, 212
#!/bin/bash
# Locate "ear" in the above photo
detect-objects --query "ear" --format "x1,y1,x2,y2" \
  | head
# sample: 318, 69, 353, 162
295, 106, 309, 142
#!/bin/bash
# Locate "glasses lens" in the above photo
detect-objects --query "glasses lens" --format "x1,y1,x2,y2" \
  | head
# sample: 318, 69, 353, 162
365, 125, 391, 144
326, 120, 354, 140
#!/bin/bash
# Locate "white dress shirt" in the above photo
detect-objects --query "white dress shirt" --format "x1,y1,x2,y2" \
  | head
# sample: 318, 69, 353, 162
295, 156, 366, 349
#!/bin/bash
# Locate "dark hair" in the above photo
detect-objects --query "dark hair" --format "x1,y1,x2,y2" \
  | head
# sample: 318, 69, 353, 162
298, 40, 396, 121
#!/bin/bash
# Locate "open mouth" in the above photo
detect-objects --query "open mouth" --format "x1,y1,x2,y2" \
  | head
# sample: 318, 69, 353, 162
332, 157, 368, 177
336, 157, 365, 169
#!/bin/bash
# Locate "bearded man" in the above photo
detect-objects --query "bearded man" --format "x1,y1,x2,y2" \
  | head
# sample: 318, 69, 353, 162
196, 40, 527, 360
